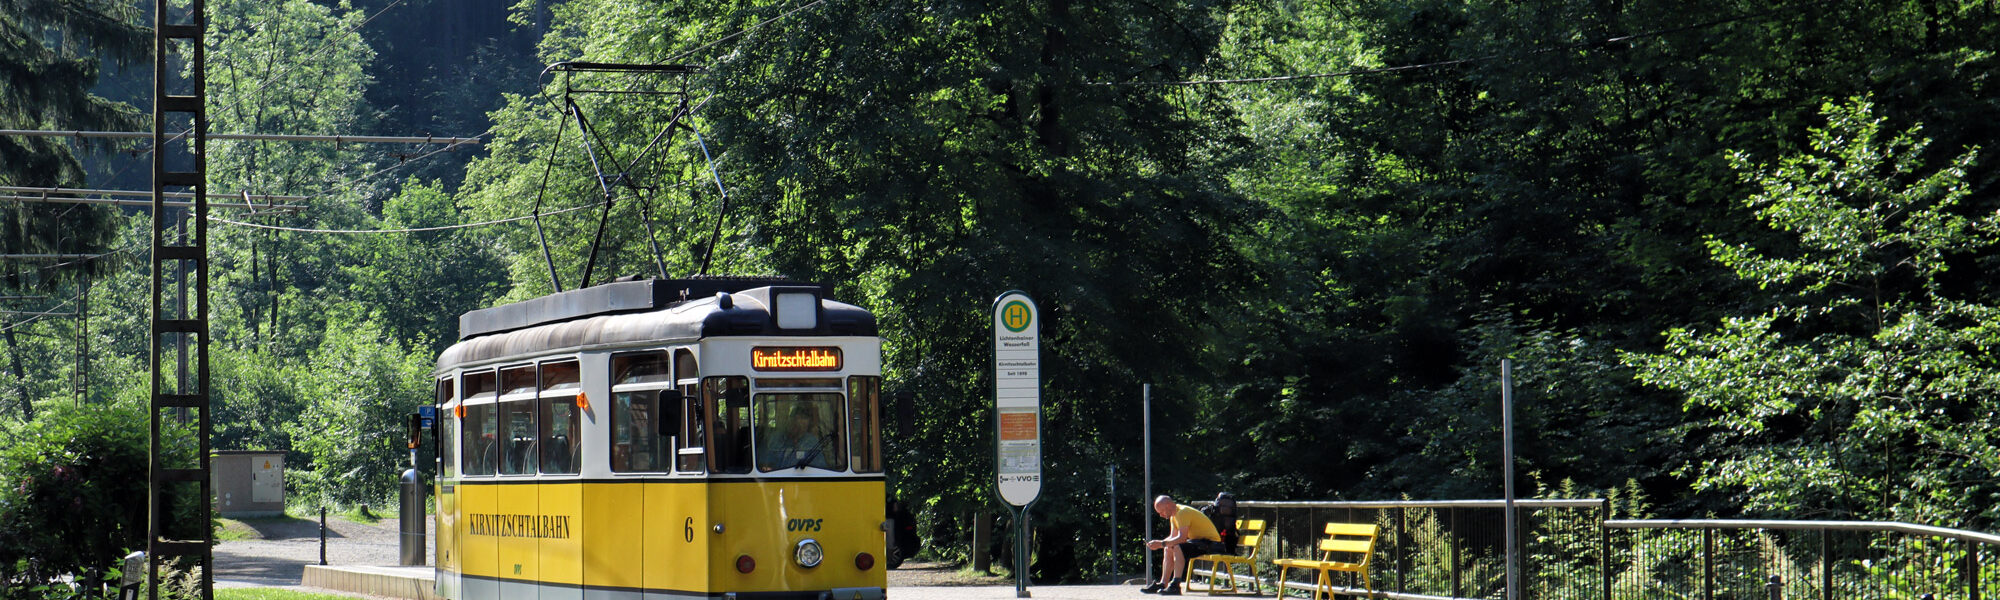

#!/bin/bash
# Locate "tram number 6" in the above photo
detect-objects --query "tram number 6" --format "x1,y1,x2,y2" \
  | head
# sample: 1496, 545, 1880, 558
684, 517, 695, 543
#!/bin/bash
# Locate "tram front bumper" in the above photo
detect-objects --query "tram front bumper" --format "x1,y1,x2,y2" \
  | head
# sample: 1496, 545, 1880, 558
726, 588, 885, 600
826, 588, 887, 600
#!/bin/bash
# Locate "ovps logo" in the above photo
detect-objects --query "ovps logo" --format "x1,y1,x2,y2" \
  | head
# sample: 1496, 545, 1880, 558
787, 518, 825, 532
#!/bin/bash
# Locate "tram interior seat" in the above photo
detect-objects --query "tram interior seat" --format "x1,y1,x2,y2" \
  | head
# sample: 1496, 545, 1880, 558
474, 435, 497, 474
544, 434, 571, 473
506, 435, 536, 473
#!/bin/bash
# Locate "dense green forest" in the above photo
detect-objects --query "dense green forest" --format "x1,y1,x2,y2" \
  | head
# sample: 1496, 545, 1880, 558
3, 0, 1999, 584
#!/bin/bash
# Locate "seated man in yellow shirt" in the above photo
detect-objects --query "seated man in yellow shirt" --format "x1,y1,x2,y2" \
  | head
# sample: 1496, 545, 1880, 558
1142, 495, 1227, 595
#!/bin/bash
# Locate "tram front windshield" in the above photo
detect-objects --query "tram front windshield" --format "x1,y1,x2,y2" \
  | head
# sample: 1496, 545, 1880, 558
755, 392, 846, 472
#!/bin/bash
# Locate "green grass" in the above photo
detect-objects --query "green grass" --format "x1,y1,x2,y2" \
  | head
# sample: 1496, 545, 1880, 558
215, 588, 359, 600
340, 505, 388, 524
214, 518, 258, 542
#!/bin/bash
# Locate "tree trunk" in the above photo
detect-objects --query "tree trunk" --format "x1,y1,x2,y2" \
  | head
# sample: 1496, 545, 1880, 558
6, 324, 33, 421
973, 510, 993, 573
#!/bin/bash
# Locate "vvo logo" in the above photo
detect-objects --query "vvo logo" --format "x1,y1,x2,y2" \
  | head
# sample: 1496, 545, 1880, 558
787, 518, 824, 532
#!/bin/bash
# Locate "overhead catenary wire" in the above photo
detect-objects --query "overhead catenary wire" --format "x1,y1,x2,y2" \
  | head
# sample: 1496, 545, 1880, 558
0, 289, 86, 336
0, 130, 483, 145
203, 0, 808, 237
92, 0, 419, 157
0, 195, 302, 212
0, 185, 306, 201
206, 200, 607, 234
233, 0, 808, 216
283, 129, 496, 206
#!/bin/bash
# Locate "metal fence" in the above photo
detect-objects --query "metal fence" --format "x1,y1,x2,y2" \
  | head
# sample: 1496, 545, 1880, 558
1206, 502, 2000, 600
1603, 520, 2000, 600
1231, 499, 1609, 600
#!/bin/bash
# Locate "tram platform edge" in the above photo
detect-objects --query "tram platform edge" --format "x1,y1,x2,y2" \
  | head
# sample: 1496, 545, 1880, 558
302, 565, 440, 600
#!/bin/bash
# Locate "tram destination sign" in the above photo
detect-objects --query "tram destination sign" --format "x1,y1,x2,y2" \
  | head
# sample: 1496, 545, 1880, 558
751, 346, 843, 371
993, 290, 1041, 507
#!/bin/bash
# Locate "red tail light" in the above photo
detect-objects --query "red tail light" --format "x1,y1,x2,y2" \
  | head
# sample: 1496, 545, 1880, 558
736, 555, 756, 573
855, 552, 875, 571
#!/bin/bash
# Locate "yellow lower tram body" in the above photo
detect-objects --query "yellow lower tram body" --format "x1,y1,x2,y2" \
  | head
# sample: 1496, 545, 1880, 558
437, 478, 886, 600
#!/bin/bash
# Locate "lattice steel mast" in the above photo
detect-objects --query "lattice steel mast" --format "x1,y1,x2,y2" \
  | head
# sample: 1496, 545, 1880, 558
149, 0, 213, 598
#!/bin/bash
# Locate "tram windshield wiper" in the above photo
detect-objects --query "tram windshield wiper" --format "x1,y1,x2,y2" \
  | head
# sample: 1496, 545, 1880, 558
793, 442, 827, 469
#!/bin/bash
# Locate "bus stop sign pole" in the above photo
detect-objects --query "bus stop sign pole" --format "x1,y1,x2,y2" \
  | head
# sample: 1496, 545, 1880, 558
994, 291, 1042, 598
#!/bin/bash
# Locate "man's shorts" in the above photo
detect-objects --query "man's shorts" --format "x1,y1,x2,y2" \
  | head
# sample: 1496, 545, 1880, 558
1177, 538, 1229, 561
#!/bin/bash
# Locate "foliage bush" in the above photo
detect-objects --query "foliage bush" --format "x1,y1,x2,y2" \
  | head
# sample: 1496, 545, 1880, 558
0, 403, 198, 598
282, 314, 433, 507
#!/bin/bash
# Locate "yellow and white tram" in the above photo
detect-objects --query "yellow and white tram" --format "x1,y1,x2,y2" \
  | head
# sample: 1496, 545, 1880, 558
431, 277, 887, 600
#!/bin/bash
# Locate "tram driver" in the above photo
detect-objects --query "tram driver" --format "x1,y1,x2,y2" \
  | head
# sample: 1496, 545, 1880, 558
761, 404, 831, 470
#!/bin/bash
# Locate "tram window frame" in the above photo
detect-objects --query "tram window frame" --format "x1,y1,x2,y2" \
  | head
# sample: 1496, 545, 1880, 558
674, 349, 704, 473
497, 365, 538, 476
704, 376, 752, 474
753, 390, 848, 473
610, 352, 674, 473
538, 360, 583, 475
437, 377, 457, 479
460, 370, 498, 477
848, 376, 883, 473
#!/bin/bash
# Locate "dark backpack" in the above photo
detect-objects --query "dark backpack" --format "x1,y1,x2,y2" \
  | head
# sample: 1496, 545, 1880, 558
1201, 493, 1241, 554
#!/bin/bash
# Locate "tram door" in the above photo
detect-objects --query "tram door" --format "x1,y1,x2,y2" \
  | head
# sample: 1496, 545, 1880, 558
435, 377, 460, 596
539, 360, 584, 600
460, 370, 500, 600
637, 349, 709, 593
592, 353, 657, 597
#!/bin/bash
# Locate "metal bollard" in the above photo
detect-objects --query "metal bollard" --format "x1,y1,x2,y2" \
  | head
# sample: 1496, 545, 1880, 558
320, 506, 329, 566
400, 467, 427, 566
1767, 575, 1783, 600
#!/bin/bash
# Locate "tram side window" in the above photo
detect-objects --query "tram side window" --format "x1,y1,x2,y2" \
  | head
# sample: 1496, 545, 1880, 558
540, 396, 581, 474
442, 414, 459, 478
462, 404, 497, 476
460, 370, 498, 476
539, 361, 582, 475
674, 350, 703, 473
498, 400, 537, 475
677, 386, 704, 473
612, 390, 680, 472
848, 376, 882, 473
704, 376, 752, 474
612, 353, 673, 473
437, 378, 457, 479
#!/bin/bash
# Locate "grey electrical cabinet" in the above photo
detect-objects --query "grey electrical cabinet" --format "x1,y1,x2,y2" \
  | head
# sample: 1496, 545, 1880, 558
213, 450, 286, 517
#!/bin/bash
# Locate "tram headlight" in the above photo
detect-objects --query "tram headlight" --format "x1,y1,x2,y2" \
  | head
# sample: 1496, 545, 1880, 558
795, 539, 824, 568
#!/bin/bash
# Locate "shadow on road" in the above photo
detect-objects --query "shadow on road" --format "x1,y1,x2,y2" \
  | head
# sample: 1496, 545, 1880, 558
231, 516, 349, 540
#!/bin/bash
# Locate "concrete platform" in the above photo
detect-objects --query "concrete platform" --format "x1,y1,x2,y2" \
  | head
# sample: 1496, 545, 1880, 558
297, 566, 1200, 600
302, 564, 439, 600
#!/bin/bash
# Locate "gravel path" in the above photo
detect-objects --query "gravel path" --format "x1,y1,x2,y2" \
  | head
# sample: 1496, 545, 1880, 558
213, 514, 431, 587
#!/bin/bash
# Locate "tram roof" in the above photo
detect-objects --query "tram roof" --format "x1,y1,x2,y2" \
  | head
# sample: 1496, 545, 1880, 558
437, 277, 876, 371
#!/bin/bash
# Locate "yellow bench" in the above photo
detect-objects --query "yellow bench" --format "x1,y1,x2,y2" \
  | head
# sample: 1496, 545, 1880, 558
1271, 522, 1377, 600
1188, 519, 1266, 595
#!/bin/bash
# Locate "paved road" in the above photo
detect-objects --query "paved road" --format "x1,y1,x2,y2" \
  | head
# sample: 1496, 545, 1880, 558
214, 514, 428, 588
